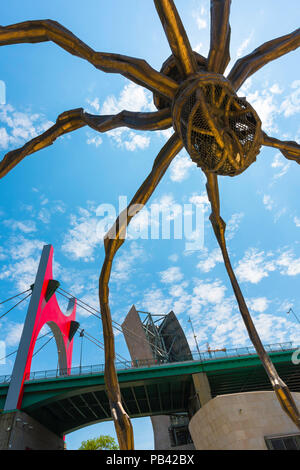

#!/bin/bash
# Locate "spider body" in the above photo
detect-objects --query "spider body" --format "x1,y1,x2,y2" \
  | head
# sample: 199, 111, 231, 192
0, 0, 300, 450
172, 72, 262, 176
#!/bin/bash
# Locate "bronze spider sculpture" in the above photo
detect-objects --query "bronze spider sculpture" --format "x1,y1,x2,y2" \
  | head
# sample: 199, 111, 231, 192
0, 0, 300, 450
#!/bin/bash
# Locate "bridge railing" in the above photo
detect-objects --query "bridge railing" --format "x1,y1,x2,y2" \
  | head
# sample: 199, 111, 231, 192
0, 341, 297, 384
190, 341, 295, 361
0, 374, 11, 384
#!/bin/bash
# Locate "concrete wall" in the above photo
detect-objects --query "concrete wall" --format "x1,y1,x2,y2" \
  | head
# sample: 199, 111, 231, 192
189, 391, 300, 450
151, 415, 173, 450
151, 415, 194, 450
0, 410, 64, 450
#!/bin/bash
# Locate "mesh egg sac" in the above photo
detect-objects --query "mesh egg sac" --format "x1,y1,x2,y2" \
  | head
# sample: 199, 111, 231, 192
173, 78, 262, 176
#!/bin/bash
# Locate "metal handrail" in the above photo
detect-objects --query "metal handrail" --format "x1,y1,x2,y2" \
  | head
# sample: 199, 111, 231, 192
0, 341, 297, 384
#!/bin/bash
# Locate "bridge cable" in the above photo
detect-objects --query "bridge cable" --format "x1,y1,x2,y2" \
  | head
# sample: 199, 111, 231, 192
56, 290, 101, 320
84, 330, 128, 363
57, 287, 167, 357
56, 289, 137, 340
32, 335, 55, 358
78, 329, 128, 363
0, 288, 32, 305
0, 328, 53, 363
0, 292, 32, 321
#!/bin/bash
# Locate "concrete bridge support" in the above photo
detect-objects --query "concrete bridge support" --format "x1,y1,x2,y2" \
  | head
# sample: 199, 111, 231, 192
0, 410, 64, 450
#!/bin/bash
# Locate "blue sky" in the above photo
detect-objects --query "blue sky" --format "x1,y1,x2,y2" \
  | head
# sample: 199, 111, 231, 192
0, 0, 300, 450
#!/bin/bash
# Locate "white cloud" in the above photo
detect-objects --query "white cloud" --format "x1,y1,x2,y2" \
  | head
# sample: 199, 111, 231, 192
189, 192, 209, 206
159, 266, 183, 284
123, 132, 150, 151
197, 248, 223, 272
111, 242, 146, 283
0, 104, 53, 150
271, 153, 290, 180
247, 89, 278, 133
271, 153, 284, 168
85, 81, 154, 152
62, 208, 104, 262
233, 78, 299, 143
273, 163, 290, 179
270, 83, 283, 95
3, 219, 37, 233
9, 236, 45, 261
235, 247, 300, 284
141, 288, 173, 316
273, 207, 287, 223
238, 77, 253, 96
168, 254, 179, 263
195, 17, 207, 30
278, 299, 294, 313
280, 80, 300, 117
157, 128, 174, 142
276, 250, 300, 276
235, 248, 275, 284
169, 153, 195, 182
0, 236, 46, 290
262, 194, 274, 211
86, 135, 103, 147
101, 82, 154, 115
248, 297, 269, 313
294, 216, 300, 227
138, 267, 298, 350
0, 246, 6, 261
193, 42, 203, 54
192, 6, 208, 30
253, 313, 299, 345
86, 97, 100, 113
37, 208, 51, 224
0, 127, 9, 148
5, 323, 24, 347
105, 127, 150, 152
193, 279, 226, 305
226, 213, 244, 240
236, 31, 254, 58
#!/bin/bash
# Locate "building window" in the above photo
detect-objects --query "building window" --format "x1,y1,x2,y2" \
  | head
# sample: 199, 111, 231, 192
168, 414, 193, 447
265, 433, 300, 450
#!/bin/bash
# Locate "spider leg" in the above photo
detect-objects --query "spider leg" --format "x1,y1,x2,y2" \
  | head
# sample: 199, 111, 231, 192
99, 133, 183, 449
228, 28, 300, 90
0, 20, 178, 100
0, 107, 172, 178
153, 0, 198, 77
207, 0, 232, 74
262, 132, 300, 164
205, 171, 300, 430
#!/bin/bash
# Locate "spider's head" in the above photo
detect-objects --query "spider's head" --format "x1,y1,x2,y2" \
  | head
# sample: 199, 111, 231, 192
171, 73, 262, 176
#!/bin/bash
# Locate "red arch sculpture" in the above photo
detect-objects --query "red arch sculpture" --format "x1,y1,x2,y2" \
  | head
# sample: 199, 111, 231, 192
4, 245, 78, 411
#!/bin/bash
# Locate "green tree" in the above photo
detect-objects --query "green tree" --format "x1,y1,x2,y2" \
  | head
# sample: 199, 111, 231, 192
78, 435, 119, 450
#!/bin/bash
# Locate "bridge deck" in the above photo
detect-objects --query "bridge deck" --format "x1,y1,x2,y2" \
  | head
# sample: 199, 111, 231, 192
0, 348, 299, 436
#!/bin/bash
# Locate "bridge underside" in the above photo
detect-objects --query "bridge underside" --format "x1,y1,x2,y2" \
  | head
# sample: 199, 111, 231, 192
27, 376, 192, 436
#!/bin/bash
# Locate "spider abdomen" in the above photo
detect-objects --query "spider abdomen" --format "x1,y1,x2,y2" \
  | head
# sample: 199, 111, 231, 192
172, 73, 262, 176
